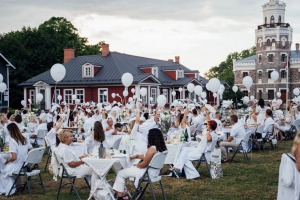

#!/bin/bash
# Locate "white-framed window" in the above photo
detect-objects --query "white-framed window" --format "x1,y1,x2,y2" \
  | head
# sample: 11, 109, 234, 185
55, 89, 60, 104
280, 53, 287, 63
64, 89, 73, 104
267, 69, 274, 79
150, 88, 157, 104
98, 88, 108, 103
267, 89, 275, 100
162, 89, 168, 103
75, 89, 85, 103
280, 69, 286, 79
152, 67, 158, 78
177, 70, 184, 79
29, 89, 35, 105
242, 71, 249, 78
267, 53, 274, 63
141, 87, 147, 104
82, 63, 94, 78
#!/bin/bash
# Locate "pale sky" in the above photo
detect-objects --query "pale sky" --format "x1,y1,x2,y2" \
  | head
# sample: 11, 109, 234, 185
1, 0, 299, 75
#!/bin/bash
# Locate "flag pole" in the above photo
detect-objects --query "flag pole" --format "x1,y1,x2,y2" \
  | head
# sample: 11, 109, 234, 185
286, 54, 289, 111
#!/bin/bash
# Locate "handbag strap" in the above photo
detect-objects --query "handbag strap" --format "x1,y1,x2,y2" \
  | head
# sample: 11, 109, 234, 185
285, 153, 296, 163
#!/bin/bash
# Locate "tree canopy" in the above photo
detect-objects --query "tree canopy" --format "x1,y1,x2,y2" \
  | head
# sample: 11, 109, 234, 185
0, 17, 102, 108
204, 46, 256, 100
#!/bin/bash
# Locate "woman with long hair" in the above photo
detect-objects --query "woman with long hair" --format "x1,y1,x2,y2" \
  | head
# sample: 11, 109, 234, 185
176, 99, 191, 141
256, 98, 267, 125
0, 123, 32, 196
113, 128, 167, 200
291, 131, 300, 170
84, 121, 109, 154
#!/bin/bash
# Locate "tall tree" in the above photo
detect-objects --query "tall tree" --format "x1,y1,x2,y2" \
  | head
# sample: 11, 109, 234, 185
0, 17, 101, 108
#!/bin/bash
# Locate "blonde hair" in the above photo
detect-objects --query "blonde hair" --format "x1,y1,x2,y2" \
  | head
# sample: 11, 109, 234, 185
291, 130, 300, 156
58, 129, 73, 143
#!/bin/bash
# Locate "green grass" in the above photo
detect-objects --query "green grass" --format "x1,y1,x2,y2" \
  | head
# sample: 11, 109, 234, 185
4, 140, 291, 200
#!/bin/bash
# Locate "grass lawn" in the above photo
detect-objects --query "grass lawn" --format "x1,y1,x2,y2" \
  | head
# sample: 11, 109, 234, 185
4, 140, 291, 200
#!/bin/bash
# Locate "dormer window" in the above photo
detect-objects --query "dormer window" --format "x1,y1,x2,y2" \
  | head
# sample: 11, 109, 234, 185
82, 63, 94, 78
152, 66, 158, 78
177, 70, 184, 79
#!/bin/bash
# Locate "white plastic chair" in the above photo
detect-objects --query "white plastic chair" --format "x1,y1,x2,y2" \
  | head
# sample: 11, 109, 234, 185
44, 137, 52, 172
33, 130, 47, 147
8, 147, 46, 196
131, 150, 168, 200
112, 137, 122, 150
230, 131, 252, 162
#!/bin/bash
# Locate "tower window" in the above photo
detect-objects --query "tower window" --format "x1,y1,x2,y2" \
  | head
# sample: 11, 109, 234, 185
265, 17, 267, 25
258, 55, 262, 63
266, 39, 271, 46
268, 54, 274, 63
270, 16, 275, 25
242, 72, 248, 78
278, 15, 281, 24
280, 70, 286, 79
281, 54, 286, 62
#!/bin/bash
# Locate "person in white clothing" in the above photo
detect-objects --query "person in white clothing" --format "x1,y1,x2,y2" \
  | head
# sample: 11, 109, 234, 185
0, 123, 32, 196
255, 98, 267, 125
85, 121, 109, 154
220, 115, 245, 162
113, 128, 167, 200
56, 129, 97, 189
177, 99, 192, 141
169, 120, 218, 179
45, 117, 65, 150
83, 112, 96, 137
291, 130, 300, 171
138, 111, 160, 141
104, 118, 116, 147
30, 113, 47, 144
261, 109, 275, 138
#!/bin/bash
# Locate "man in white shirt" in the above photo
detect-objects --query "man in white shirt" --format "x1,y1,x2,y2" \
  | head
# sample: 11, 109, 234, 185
262, 109, 275, 138
191, 109, 202, 126
84, 112, 96, 135
220, 115, 245, 162
139, 110, 160, 140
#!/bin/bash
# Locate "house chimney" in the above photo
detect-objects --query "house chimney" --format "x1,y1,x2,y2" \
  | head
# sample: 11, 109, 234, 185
63, 48, 75, 63
175, 56, 180, 63
168, 59, 174, 62
296, 43, 299, 51
101, 43, 110, 57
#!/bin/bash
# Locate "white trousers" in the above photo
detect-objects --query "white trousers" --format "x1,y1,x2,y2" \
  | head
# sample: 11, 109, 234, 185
173, 147, 202, 179
70, 164, 97, 188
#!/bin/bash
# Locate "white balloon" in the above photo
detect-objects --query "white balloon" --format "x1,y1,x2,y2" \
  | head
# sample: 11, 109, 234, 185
209, 78, 221, 93
172, 91, 176, 96
0, 74, 3, 83
123, 90, 128, 97
37, 93, 43, 102
72, 94, 77, 101
206, 81, 212, 91
140, 88, 147, 97
293, 88, 300, 96
203, 99, 207, 104
187, 83, 195, 93
76, 99, 80, 103
50, 64, 66, 82
242, 76, 253, 89
157, 95, 167, 107
112, 93, 116, 98
103, 91, 108, 96
217, 88, 223, 95
173, 100, 179, 106
0, 82, 6, 93
194, 85, 203, 95
213, 93, 218, 98
277, 99, 283, 105
131, 88, 135, 94
128, 97, 133, 102
200, 92, 207, 99
21, 100, 26, 106
250, 96, 255, 101
243, 96, 249, 104
178, 87, 183, 92
276, 92, 281, 98
121, 73, 133, 87
270, 71, 279, 81
57, 95, 62, 101
220, 84, 225, 91
232, 85, 238, 93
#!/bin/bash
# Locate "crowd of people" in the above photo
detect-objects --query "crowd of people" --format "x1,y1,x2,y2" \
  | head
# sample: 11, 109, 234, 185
0, 97, 299, 198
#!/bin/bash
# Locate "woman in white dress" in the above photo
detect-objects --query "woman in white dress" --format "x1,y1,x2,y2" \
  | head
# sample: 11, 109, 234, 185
277, 108, 296, 140
113, 128, 167, 200
0, 123, 32, 196
27, 115, 38, 132
84, 121, 109, 154
176, 99, 191, 141
256, 98, 267, 125
45, 117, 65, 150
169, 120, 218, 179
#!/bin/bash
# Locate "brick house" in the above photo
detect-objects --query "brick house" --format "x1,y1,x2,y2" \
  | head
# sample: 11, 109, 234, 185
19, 44, 208, 110
233, 0, 300, 103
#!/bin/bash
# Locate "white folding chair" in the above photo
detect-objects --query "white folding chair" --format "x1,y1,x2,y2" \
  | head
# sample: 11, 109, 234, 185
193, 139, 218, 177
253, 124, 265, 151
131, 150, 168, 200
44, 137, 52, 172
230, 131, 252, 162
8, 147, 46, 196
33, 130, 47, 147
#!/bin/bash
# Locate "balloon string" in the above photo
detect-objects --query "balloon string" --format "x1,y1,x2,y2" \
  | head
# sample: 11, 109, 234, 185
51, 82, 58, 106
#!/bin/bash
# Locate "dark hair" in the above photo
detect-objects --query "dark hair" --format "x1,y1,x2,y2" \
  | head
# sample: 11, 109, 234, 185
178, 113, 184, 124
47, 122, 54, 132
192, 109, 197, 115
15, 114, 22, 123
22, 110, 28, 115
143, 113, 149, 120
93, 121, 105, 142
147, 128, 167, 152
207, 120, 217, 131
266, 109, 273, 117
258, 98, 265, 108
114, 123, 122, 129
7, 112, 13, 120
7, 123, 27, 145
230, 115, 238, 123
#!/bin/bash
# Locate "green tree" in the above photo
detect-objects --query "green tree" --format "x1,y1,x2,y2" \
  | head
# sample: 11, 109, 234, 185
205, 46, 256, 101
0, 17, 101, 108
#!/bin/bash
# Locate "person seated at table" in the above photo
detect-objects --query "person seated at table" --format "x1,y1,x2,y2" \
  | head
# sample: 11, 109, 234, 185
27, 115, 38, 132
114, 123, 126, 135
176, 99, 191, 141
45, 117, 65, 150
29, 113, 47, 144
83, 112, 96, 136
257, 109, 275, 140
14, 114, 24, 131
139, 110, 160, 141
291, 130, 300, 171
220, 115, 245, 163
85, 121, 109, 154
104, 117, 117, 146
168, 120, 218, 179
0, 123, 32, 196
56, 129, 96, 187
277, 108, 295, 140
255, 98, 267, 125
113, 128, 167, 200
